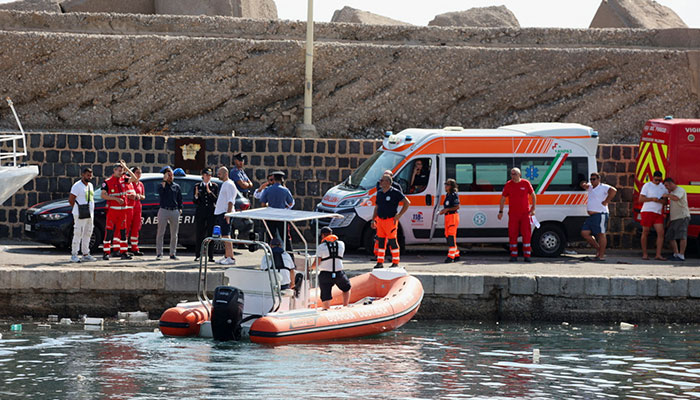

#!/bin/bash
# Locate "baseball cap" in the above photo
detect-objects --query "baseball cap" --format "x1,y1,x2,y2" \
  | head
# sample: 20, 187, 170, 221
270, 238, 282, 246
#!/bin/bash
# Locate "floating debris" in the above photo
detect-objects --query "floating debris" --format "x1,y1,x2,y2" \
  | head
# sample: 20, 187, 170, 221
37, 324, 51, 329
10, 324, 22, 331
59, 318, 72, 325
117, 311, 148, 322
620, 322, 636, 330
532, 348, 541, 363
82, 317, 104, 326
47, 315, 59, 323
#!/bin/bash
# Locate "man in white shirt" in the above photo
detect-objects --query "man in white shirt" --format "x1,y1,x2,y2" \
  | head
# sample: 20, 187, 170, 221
214, 166, 238, 265
314, 227, 351, 310
662, 177, 691, 261
580, 172, 617, 261
68, 168, 96, 262
639, 171, 669, 260
260, 238, 295, 290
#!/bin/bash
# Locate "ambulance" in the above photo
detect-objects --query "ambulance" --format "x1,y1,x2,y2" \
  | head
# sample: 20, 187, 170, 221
632, 117, 700, 240
316, 123, 599, 257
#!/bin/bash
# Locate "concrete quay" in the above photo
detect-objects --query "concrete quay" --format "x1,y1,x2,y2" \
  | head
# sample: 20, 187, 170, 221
1, 240, 699, 323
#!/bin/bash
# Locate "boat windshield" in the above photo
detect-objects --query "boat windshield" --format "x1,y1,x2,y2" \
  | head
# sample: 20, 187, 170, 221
344, 151, 404, 191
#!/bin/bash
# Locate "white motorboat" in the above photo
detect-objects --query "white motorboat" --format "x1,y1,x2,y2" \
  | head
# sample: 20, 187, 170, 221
0, 98, 38, 204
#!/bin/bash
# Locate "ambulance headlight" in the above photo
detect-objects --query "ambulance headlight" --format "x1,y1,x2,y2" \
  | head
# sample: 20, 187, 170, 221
337, 196, 370, 208
329, 213, 355, 228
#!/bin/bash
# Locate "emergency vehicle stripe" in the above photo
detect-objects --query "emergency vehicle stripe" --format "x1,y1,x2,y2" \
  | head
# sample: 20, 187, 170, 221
680, 185, 700, 194
634, 141, 668, 192
535, 153, 568, 195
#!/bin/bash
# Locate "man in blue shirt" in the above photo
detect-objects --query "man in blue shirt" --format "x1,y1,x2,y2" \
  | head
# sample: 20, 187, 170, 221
230, 153, 253, 196
156, 166, 183, 261
260, 171, 295, 251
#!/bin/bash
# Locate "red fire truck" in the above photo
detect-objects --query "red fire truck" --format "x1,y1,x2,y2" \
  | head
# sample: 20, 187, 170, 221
632, 117, 700, 242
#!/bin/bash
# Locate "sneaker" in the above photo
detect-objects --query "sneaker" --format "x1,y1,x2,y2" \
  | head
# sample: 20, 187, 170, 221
669, 255, 681, 262
155, 254, 162, 261
523, 258, 531, 263
120, 253, 133, 260
390, 263, 400, 268
194, 255, 200, 261
444, 257, 454, 263
208, 257, 216, 263
220, 257, 236, 265
509, 257, 517, 262
70, 255, 81, 263
170, 255, 179, 260
373, 263, 383, 269
132, 250, 144, 256
102, 254, 110, 260
82, 255, 96, 262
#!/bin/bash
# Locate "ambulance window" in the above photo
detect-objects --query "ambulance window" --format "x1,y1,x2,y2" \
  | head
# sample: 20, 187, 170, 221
516, 157, 588, 191
475, 162, 508, 191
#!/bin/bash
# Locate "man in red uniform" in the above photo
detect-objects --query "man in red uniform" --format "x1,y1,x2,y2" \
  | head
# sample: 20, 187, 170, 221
101, 162, 132, 260
128, 166, 145, 256
498, 167, 537, 262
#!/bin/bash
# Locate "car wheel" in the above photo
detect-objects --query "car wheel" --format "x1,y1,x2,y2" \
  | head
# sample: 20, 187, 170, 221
532, 223, 565, 257
362, 224, 376, 255
90, 226, 103, 253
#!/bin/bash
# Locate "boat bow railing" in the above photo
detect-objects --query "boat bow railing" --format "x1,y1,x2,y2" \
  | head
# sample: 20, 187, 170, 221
1, 98, 29, 167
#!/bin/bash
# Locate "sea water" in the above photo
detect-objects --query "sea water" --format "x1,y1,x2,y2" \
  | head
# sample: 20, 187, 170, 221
1, 321, 699, 399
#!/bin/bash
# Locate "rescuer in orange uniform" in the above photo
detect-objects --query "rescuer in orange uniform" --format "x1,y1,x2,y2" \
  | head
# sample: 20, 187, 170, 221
439, 178, 461, 263
371, 175, 410, 268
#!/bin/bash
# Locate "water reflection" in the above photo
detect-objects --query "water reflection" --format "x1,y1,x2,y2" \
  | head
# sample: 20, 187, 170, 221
1, 321, 700, 399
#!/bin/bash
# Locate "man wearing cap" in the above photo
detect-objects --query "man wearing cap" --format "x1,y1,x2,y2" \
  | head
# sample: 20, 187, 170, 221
253, 173, 275, 201
260, 238, 296, 291
101, 162, 132, 260
372, 175, 410, 268
260, 171, 295, 251
314, 227, 351, 310
215, 166, 238, 265
372, 170, 402, 261
230, 153, 253, 196
194, 167, 219, 262
156, 166, 183, 261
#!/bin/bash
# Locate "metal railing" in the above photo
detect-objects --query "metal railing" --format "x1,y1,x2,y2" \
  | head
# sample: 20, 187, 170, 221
0, 98, 29, 167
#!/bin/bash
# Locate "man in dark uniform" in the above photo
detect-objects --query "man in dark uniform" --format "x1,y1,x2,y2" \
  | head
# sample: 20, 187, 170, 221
230, 153, 253, 197
372, 175, 410, 268
260, 171, 295, 251
193, 167, 219, 262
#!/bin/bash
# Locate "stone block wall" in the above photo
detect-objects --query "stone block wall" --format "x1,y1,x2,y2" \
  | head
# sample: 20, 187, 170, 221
0, 132, 644, 249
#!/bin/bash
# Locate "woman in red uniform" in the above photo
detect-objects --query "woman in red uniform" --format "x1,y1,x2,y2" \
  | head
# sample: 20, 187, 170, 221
128, 167, 145, 255
439, 179, 460, 263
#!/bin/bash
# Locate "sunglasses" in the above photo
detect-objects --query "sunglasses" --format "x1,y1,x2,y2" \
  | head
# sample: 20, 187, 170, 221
653, 178, 662, 182
590, 177, 598, 181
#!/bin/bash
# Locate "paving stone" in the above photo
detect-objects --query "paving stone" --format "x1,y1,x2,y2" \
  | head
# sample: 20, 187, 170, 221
0, 270, 14, 290
658, 278, 689, 297
689, 279, 700, 298
637, 278, 657, 297
80, 270, 126, 290
434, 275, 484, 295
537, 276, 560, 295
584, 277, 610, 296
560, 277, 585, 297
413, 273, 435, 294
11, 270, 80, 290
509, 276, 536, 295
165, 271, 223, 293
123, 270, 166, 291
610, 277, 637, 296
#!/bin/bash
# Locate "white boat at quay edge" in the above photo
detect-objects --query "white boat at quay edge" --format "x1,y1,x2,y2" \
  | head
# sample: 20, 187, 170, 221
0, 97, 38, 205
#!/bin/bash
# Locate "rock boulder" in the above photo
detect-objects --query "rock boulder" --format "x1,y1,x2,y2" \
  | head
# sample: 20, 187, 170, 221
428, 6, 520, 28
589, 0, 687, 29
60, 0, 155, 14
0, 0, 61, 13
155, 0, 277, 19
331, 6, 409, 26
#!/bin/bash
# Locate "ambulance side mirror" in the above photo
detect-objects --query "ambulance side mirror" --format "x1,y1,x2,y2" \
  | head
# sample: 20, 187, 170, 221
425, 194, 432, 206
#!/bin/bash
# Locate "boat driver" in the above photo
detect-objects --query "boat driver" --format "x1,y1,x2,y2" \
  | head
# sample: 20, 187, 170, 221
260, 238, 295, 290
315, 227, 351, 310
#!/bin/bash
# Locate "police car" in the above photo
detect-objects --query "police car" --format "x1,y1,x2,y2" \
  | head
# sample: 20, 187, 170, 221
24, 173, 251, 251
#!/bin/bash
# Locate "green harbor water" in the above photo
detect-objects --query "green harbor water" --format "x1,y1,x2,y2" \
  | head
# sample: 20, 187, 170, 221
1, 320, 699, 399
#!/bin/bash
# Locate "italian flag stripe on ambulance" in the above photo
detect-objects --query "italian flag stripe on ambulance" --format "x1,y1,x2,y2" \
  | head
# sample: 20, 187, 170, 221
535, 152, 569, 195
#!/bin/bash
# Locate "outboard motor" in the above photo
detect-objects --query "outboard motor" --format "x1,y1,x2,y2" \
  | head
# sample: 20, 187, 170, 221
211, 286, 244, 341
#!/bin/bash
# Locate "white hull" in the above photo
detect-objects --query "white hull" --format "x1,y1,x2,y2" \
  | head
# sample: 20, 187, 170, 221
0, 165, 38, 205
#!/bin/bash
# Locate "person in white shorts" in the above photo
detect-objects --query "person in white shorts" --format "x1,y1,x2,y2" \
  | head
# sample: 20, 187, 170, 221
580, 172, 617, 261
214, 166, 238, 265
68, 168, 96, 263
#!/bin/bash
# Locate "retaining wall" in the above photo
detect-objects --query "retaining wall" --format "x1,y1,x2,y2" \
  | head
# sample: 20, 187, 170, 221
0, 132, 640, 247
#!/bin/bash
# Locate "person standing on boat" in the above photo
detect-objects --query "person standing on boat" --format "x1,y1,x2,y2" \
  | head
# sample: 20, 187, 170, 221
155, 166, 183, 261
260, 238, 295, 290
260, 171, 295, 251
101, 162, 131, 260
372, 175, 410, 268
439, 179, 460, 263
230, 153, 253, 197
69, 167, 95, 263
498, 167, 536, 262
194, 167, 219, 262
215, 166, 237, 265
127, 166, 145, 256
316, 227, 351, 310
